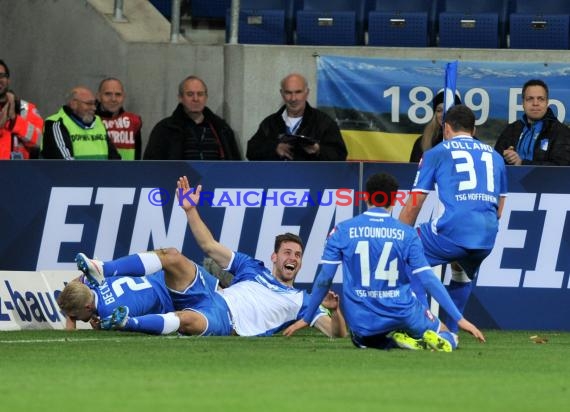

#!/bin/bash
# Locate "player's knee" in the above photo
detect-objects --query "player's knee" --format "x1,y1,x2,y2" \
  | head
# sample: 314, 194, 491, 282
177, 310, 207, 335
159, 247, 181, 259
159, 248, 189, 267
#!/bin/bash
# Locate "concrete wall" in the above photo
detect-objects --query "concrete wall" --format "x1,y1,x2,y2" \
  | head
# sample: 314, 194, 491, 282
0, 0, 224, 153
3, 0, 570, 156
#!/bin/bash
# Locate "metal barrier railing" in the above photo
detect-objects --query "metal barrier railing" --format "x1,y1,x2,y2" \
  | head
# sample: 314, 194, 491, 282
112, 0, 239, 44
169, 0, 181, 43
113, 0, 126, 21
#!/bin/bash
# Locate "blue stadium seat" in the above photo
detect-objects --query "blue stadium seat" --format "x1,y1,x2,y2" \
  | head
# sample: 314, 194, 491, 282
296, 0, 368, 46
509, 0, 570, 50
225, 0, 295, 44
192, 0, 231, 20
367, 0, 439, 47
438, 0, 510, 48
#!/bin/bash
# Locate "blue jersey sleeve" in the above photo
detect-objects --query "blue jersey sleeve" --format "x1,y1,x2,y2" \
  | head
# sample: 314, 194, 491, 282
302, 227, 342, 323
413, 150, 438, 192
417, 270, 462, 322
302, 264, 338, 324
228, 251, 271, 283
405, 231, 432, 272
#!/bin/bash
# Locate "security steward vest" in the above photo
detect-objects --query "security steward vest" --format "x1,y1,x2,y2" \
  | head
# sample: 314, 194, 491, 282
47, 108, 109, 159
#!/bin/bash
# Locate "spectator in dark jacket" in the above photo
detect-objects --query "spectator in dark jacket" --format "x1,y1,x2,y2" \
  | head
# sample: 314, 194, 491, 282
247, 73, 347, 161
143, 75, 241, 160
495, 79, 570, 166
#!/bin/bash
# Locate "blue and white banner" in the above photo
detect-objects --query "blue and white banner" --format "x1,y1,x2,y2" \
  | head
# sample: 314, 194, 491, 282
1, 162, 569, 330
317, 56, 570, 161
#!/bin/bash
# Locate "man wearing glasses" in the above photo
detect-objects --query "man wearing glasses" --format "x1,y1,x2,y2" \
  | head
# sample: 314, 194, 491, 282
0, 59, 43, 159
41, 85, 121, 159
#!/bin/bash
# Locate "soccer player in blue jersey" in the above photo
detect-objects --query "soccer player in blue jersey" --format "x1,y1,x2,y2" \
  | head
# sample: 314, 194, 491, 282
57, 271, 179, 334
283, 172, 485, 351
399, 104, 507, 336
70, 176, 347, 338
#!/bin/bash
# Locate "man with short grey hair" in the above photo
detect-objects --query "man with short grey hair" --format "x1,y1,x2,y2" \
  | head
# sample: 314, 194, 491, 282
246, 73, 347, 161
143, 75, 241, 160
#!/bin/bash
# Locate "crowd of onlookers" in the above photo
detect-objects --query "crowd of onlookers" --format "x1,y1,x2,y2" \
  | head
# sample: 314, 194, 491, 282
1, 58, 569, 165
0, 58, 347, 162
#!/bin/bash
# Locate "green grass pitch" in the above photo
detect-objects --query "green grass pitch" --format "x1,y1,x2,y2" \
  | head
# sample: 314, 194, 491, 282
1, 329, 568, 411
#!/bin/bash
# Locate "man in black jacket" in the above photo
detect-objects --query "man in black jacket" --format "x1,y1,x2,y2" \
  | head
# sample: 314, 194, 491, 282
495, 79, 570, 166
246, 73, 347, 161
143, 76, 241, 160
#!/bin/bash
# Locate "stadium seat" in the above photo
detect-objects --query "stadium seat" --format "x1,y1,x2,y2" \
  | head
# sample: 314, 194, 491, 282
509, 0, 570, 50
438, 0, 510, 48
225, 0, 295, 44
367, 0, 440, 47
296, 0, 368, 46
192, 0, 231, 20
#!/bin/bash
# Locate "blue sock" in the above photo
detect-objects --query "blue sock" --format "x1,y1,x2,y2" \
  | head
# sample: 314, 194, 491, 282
102, 252, 162, 277
409, 274, 428, 308
123, 313, 180, 335
445, 280, 473, 333
439, 330, 458, 350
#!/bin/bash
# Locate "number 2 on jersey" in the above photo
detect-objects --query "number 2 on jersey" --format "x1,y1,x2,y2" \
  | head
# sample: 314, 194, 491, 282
355, 240, 399, 287
111, 277, 152, 297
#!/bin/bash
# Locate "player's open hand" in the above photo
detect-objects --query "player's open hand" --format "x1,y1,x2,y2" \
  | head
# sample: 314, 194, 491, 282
176, 176, 201, 211
458, 318, 486, 343
283, 319, 309, 336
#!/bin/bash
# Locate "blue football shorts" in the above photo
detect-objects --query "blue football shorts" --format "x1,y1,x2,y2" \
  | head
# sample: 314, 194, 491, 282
417, 223, 493, 279
168, 264, 233, 336
351, 299, 441, 349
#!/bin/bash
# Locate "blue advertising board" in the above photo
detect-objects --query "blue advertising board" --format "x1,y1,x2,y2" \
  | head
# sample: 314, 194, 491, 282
1, 161, 569, 330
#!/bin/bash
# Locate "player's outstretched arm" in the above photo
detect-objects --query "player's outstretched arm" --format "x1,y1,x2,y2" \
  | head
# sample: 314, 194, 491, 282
176, 176, 232, 269
418, 269, 486, 344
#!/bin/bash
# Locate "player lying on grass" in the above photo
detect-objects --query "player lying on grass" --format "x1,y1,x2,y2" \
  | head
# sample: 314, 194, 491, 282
57, 271, 178, 333
283, 172, 486, 352
66, 244, 346, 337
59, 176, 347, 337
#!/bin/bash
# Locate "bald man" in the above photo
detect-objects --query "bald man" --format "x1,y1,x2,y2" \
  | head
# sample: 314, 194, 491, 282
247, 73, 347, 161
42, 85, 120, 159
